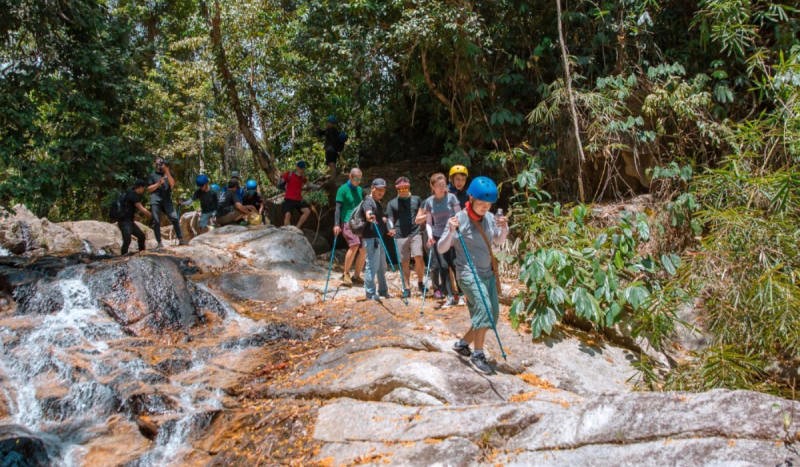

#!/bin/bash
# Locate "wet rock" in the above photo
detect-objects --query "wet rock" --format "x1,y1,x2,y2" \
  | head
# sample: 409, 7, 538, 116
219, 323, 311, 350
12, 278, 64, 315
0, 424, 53, 467
86, 256, 201, 333
59, 220, 126, 256
79, 415, 151, 465
153, 358, 193, 376
0, 205, 82, 257
123, 391, 180, 416
136, 415, 159, 440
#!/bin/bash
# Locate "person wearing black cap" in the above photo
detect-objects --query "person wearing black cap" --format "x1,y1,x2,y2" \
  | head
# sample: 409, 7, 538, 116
280, 160, 312, 229
215, 179, 256, 226
118, 179, 152, 255
361, 178, 390, 301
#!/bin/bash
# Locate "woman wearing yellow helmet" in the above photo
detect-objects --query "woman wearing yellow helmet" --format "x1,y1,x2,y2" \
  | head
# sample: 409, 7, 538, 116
448, 165, 469, 209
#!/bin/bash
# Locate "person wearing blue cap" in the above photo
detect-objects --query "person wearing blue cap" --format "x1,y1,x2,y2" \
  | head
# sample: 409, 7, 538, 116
437, 176, 509, 375
280, 160, 312, 229
360, 177, 390, 301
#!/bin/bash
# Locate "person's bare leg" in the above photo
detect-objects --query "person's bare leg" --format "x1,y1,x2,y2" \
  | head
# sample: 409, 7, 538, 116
344, 245, 358, 276
296, 207, 311, 229
402, 260, 411, 290
283, 212, 292, 226
473, 329, 488, 351
353, 247, 365, 279
413, 255, 424, 283
461, 327, 476, 346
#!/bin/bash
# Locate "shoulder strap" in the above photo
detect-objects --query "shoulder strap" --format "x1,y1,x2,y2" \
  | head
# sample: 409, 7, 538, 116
470, 217, 501, 288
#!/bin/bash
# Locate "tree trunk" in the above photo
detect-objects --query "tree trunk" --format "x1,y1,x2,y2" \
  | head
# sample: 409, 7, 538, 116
202, 0, 280, 184
556, 0, 587, 202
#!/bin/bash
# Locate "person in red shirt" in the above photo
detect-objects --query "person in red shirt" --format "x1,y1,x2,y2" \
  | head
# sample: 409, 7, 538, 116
281, 160, 312, 229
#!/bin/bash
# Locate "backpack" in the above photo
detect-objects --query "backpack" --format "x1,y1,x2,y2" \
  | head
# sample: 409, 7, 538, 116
108, 192, 126, 223
347, 199, 368, 236
335, 131, 348, 152
277, 172, 288, 191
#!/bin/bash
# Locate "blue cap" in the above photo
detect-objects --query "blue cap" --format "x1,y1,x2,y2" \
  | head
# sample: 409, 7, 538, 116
326, 115, 337, 124
296, 160, 307, 169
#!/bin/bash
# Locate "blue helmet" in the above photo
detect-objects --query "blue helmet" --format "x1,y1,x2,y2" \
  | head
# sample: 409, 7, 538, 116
466, 176, 498, 203
327, 115, 337, 124
196, 174, 209, 187
210, 183, 221, 193
246, 179, 257, 190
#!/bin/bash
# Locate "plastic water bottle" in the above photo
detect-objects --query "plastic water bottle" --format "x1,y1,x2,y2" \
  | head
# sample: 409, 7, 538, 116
497, 208, 503, 217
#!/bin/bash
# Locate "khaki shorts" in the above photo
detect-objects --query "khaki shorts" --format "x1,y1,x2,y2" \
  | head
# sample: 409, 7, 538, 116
395, 234, 422, 263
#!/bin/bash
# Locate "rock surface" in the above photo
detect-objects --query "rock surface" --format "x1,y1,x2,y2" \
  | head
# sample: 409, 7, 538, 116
0, 205, 82, 256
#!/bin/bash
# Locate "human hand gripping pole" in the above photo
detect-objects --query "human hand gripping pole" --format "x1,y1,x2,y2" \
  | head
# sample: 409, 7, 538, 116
456, 226, 507, 360
322, 235, 338, 302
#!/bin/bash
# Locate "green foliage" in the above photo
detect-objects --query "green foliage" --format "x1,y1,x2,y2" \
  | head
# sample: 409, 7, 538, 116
511, 167, 688, 347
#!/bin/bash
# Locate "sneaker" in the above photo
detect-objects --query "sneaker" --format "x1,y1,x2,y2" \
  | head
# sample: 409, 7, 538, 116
379, 292, 391, 299
433, 290, 444, 300
366, 294, 380, 301
155, 242, 164, 250
452, 341, 472, 357
341, 273, 352, 287
441, 296, 456, 308
178, 239, 189, 246
401, 288, 411, 299
470, 352, 493, 375
457, 296, 466, 306
352, 276, 364, 285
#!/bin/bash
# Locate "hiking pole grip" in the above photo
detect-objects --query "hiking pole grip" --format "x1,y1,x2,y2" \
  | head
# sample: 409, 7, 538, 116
456, 227, 507, 360
323, 235, 338, 302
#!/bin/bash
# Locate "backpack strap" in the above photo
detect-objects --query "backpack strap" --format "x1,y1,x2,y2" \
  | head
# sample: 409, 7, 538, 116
470, 216, 501, 294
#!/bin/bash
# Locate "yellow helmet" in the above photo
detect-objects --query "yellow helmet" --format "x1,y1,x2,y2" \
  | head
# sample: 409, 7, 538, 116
449, 165, 469, 178
247, 212, 262, 226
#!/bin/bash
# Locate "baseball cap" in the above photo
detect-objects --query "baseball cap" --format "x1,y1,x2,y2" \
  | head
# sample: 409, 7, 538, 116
296, 160, 308, 169
230, 171, 241, 179
372, 178, 387, 188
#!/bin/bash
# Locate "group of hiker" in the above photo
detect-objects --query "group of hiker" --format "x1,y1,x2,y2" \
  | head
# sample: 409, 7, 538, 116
330, 165, 508, 374
114, 156, 314, 254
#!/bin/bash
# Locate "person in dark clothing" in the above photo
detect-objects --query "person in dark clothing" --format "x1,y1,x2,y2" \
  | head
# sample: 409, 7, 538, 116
387, 176, 426, 296
448, 164, 469, 209
118, 179, 152, 255
241, 179, 264, 224
317, 115, 344, 177
146, 156, 186, 248
182, 174, 217, 234
215, 179, 256, 226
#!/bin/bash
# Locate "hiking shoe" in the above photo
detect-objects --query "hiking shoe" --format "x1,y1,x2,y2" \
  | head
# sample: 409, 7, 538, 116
178, 239, 189, 246
470, 352, 493, 375
379, 292, 391, 299
452, 341, 472, 357
341, 273, 352, 287
433, 290, 444, 300
401, 288, 411, 299
366, 294, 380, 302
155, 242, 164, 250
457, 296, 466, 306
352, 276, 364, 285
441, 296, 456, 308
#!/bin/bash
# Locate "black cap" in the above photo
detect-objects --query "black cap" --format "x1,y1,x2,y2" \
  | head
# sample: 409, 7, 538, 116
134, 179, 147, 188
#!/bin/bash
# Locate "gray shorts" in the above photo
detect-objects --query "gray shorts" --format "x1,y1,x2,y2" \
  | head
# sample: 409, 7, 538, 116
395, 234, 422, 263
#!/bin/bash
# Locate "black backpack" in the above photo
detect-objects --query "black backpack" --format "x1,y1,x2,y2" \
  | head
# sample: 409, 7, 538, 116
348, 200, 368, 236
108, 192, 126, 222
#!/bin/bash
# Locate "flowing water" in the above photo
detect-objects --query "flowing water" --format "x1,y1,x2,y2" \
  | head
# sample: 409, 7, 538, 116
0, 264, 302, 465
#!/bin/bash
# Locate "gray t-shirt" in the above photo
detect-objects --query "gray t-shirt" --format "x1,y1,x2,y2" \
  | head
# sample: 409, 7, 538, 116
440, 210, 499, 279
424, 193, 460, 238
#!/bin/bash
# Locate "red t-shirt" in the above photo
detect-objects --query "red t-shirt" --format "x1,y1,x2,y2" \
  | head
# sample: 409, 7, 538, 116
282, 171, 306, 201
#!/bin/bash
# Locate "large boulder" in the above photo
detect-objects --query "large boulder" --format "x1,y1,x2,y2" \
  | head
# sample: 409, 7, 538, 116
59, 220, 156, 255
85, 255, 211, 334
0, 205, 82, 257
0, 424, 53, 467
190, 225, 317, 270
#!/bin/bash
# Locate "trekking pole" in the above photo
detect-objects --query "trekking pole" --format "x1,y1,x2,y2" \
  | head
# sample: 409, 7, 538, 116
419, 244, 434, 316
456, 228, 507, 360
322, 235, 338, 302
372, 221, 396, 272
387, 220, 409, 305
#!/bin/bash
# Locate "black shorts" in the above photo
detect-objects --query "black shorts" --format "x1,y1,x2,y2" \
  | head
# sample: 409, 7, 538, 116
282, 198, 309, 214
325, 148, 339, 164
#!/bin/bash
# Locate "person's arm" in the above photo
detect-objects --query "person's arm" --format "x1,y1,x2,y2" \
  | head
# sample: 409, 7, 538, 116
163, 164, 176, 189
425, 207, 434, 243
146, 175, 161, 194
134, 201, 151, 218
437, 216, 458, 254
334, 201, 343, 226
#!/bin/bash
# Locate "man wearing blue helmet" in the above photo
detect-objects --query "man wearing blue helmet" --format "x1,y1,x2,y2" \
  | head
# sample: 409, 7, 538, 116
182, 174, 218, 234
437, 176, 509, 375
241, 179, 264, 224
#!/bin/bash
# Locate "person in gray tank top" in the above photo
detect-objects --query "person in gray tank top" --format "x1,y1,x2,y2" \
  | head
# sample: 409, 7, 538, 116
437, 176, 508, 375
